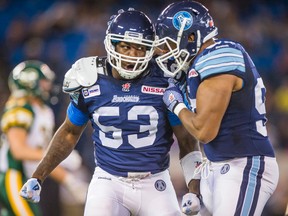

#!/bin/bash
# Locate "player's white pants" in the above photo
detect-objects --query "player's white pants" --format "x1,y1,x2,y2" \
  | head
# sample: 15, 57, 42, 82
84, 167, 181, 216
199, 156, 279, 216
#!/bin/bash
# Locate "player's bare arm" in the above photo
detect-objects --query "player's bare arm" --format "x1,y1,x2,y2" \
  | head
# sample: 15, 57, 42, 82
7, 127, 44, 161
32, 116, 86, 183
178, 74, 242, 143
7, 126, 74, 183
172, 124, 199, 158
173, 125, 201, 195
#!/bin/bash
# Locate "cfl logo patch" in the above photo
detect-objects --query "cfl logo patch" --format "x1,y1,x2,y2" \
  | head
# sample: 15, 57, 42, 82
188, 69, 198, 78
122, 83, 131, 92
154, 179, 166, 191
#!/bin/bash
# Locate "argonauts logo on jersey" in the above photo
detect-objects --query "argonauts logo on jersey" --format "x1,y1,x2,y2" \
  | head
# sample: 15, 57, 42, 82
154, 179, 166, 191
220, 164, 230, 174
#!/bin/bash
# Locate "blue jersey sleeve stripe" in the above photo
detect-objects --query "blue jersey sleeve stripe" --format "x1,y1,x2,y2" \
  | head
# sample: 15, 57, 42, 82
198, 47, 243, 61
196, 47, 243, 66
196, 47, 244, 66
168, 111, 181, 126
196, 57, 245, 73
196, 53, 243, 67
196, 47, 245, 79
199, 63, 245, 79
67, 102, 89, 126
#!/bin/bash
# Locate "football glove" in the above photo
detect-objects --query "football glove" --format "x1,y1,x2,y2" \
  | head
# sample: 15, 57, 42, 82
163, 78, 186, 116
181, 193, 201, 215
19, 178, 42, 203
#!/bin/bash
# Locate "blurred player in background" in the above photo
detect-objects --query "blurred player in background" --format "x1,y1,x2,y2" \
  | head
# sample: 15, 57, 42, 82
0, 60, 88, 216
19, 8, 202, 216
156, 1, 279, 215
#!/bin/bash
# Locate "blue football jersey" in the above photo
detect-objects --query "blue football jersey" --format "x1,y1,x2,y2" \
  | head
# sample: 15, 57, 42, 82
187, 39, 275, 161
67, 57, 175, 176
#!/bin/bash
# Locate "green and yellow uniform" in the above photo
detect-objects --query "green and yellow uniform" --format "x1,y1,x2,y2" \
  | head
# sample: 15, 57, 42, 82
0, 97, 54, 216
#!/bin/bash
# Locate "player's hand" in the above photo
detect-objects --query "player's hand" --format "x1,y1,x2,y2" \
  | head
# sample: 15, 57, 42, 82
163, 78, 186, 116
19, 178, 42, 203
62, 174, 88, 204
181, 193, 201, 215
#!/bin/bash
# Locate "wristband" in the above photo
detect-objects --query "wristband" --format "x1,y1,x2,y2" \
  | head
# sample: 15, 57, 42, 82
31, 177, 42, 185
36, 178, 42, 185
174, 102, 187, 116
180, 151, 203, 186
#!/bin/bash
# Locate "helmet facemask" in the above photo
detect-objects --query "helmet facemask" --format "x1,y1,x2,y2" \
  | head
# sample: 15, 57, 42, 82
155, 17, 192, 77
104, 9, 156, 80
155, 1, 218, 77
104, 31, 154, 79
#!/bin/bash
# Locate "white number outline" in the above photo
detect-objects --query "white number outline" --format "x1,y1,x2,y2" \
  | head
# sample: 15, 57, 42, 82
254, 78, 267, 136
92, 106, 159, 148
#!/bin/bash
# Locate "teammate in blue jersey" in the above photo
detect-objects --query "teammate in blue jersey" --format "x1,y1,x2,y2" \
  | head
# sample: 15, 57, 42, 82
155, 1, 279, 215
19, 8, 203, 216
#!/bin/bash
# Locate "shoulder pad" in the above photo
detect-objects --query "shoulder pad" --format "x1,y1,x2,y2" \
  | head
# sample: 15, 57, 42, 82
63, 56, 103, 93
1, 102, 33, 132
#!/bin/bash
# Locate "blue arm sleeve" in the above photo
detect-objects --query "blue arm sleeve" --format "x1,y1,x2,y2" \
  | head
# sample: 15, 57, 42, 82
168, 111, 182, 126
67, 102, 89, 126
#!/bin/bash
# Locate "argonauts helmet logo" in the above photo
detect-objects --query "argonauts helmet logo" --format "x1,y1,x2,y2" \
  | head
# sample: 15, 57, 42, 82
172, 11, 193, 31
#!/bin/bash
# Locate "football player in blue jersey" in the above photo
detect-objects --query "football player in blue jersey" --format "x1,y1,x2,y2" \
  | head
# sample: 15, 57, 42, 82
19, 8, 203, 216
156, 1, 279, 215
